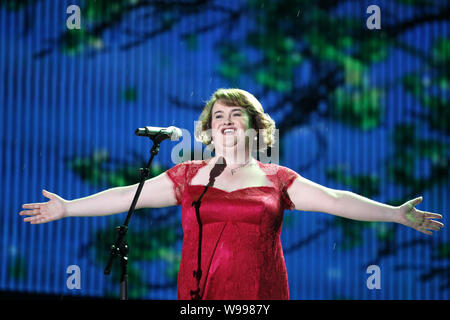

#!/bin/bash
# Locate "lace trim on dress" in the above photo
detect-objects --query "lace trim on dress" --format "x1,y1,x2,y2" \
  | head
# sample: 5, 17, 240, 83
166, 160, 300, 209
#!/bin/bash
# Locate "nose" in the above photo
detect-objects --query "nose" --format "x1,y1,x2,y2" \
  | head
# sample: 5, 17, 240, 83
225, 114, 233, 124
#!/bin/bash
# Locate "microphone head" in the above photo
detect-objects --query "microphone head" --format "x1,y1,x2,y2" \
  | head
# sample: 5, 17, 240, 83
208, 156, 227, 185
216, 156, 227, 166
168, 126, 182, 141
135, 127, 146, 136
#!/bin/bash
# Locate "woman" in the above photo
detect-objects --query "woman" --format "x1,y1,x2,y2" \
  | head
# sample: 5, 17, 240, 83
20, 88, 444, 300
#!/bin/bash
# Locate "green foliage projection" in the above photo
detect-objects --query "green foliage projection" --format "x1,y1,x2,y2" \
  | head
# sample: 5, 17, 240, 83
15, 0, 447, 296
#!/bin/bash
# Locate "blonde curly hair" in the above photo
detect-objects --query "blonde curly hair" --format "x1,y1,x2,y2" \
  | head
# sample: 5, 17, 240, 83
194, 88, 276, 151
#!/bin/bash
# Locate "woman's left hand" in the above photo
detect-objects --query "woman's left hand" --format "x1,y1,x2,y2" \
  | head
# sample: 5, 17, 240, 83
395, 196, 444, 236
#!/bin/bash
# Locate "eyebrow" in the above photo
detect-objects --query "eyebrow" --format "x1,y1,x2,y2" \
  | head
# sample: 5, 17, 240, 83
213, 108, 243, 115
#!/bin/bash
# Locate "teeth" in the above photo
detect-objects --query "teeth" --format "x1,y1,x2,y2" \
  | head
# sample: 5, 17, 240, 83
223, 129, 235, 134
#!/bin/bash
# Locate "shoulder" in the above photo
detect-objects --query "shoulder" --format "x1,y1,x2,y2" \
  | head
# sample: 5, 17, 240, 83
258, 161, 299, 177
166, 159, 206, 186
171, 159, 205, 167
167, 159, 206, 174
178, 159, 207, 168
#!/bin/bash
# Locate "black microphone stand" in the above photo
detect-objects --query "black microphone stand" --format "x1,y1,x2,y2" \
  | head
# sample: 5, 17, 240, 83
104, 134, 166, 300
190, 157, 227, 300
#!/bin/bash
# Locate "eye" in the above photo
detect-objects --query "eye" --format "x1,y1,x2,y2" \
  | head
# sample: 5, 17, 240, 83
214, 115, 223, 119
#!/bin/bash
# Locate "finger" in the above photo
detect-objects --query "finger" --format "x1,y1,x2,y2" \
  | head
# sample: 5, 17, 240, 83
426, 220, 444, 228
424, 224, 441, 231
24, 216, 40, 223
417, 227, 433, 236
19, 209, 40, 216
423, 212, 443, 219
25, 215, 45, 224
31, 217, 48, 225
22, 203, 44, 209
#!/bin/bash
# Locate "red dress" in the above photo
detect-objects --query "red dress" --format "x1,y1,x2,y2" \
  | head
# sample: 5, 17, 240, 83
166, 159, 299, 300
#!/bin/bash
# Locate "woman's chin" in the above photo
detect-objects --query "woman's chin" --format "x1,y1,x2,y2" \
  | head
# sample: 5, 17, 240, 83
216, 136, 234, 145
215, 135, 247, 149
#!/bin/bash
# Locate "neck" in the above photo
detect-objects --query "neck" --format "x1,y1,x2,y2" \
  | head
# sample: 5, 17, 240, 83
212, 145, 253, 168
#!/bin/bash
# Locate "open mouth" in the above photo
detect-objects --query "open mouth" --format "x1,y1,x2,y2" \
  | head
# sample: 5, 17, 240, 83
221, 127, 237, 135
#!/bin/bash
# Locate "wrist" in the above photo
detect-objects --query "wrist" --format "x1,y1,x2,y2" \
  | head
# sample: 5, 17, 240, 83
64, 200, 72, 218
389, 206, 402, 223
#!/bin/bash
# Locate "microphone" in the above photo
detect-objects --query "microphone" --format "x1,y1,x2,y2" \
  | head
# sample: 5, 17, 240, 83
135, 126, 182, 141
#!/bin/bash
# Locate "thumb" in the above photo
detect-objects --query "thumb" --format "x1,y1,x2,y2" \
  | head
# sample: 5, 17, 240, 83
42, 189, 54, 199
411, 196, 423, 206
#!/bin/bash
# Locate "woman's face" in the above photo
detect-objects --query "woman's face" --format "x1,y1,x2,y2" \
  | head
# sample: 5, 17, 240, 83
210, 100, 252, 149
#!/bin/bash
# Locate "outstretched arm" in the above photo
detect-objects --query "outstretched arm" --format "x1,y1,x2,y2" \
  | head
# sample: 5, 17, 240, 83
286, 176, 444, 235
20, 172, 178, 224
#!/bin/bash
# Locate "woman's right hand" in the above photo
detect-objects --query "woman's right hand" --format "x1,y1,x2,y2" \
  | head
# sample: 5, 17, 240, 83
19, 189, 69, 224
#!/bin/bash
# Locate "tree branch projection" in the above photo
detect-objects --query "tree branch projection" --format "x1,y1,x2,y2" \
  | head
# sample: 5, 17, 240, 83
6, 0, 448, 297
202, 0, 449, 294
26, 0, 242, 57
60, 0, 450, 296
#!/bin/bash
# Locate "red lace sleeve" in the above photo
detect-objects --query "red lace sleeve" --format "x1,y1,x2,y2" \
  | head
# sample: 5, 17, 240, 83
277, 165, 300, 211
165, 162, 188, 205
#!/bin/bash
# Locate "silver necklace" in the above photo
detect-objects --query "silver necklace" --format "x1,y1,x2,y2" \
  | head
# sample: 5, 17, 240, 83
230, 159, 254, 175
